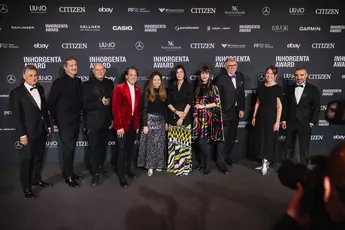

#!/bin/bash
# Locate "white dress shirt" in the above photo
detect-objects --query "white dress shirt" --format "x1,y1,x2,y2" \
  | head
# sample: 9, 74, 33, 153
24, 82, 41, 110
127, 82, 135, 116
228, 72, 237, 106
295, 82, 306, 104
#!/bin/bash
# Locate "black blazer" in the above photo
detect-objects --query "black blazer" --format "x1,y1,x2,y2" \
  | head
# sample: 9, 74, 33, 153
9, 83, 51, 138
47, 73, 82, 128
282, 82, 320, 125
82, 77, 114, 131
213, 71, 245, 112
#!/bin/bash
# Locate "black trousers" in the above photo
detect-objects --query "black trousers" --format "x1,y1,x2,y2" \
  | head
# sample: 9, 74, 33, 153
285, 119, 311, 164
84, 126, 109, 175
116, 118, 136, 180
216, 108, 239, 163
19, 130, 47, 190
59, 126, 80, 178
196, 138, 212, 172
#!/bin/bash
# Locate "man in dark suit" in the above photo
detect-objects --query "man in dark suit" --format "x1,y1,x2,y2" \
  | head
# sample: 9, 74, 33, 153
47, 57, 83, 187
112, 67, 141, 188
10, 65, 52, 198
82, 63, 114, 186
214, 57, 245, 172
282, 67, 320, 164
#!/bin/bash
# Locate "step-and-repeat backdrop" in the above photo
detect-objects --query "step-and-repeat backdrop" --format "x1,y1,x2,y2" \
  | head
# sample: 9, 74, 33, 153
0, 1, 344, 163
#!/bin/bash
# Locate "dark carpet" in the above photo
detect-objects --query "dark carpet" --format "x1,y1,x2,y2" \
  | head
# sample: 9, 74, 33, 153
0, 160, 294, 230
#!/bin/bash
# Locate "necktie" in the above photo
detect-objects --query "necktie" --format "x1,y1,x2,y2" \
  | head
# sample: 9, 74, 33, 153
30, 85, 37, 91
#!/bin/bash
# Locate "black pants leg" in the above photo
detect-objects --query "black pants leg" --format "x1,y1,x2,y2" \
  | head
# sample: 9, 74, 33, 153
59, 126, 79, 178
285, 124, 297, 160
197, 138, 212, 172
296, 122, 311, 164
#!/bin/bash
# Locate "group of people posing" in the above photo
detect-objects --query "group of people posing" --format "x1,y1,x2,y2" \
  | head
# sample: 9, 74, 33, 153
10, 56, 320, 198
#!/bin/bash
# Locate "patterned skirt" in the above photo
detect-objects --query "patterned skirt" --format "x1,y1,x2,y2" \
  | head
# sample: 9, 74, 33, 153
167, 124, 192, 176
138, 113, 166, 169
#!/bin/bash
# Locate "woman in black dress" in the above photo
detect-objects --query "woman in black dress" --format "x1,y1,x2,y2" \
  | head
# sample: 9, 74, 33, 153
167, 65, 193, 176
137, 71, 168, 176
252, 65, 283, 175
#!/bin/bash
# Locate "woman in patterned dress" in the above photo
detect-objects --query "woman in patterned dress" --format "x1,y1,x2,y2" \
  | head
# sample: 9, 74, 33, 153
137, 71, 168, 176
192, 66, 224, 174
167, 65, 193, 176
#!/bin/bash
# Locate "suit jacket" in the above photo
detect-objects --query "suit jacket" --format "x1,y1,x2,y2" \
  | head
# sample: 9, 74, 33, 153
214, 71, 245, 112
82, 77, 114, 131
112, 82, 141, 131
47, 73, 82, 128
282, 82, 320, 125
9, 83, 51, 139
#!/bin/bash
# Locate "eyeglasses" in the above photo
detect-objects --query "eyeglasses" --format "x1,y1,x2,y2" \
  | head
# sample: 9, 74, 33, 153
225, 64, 237, 67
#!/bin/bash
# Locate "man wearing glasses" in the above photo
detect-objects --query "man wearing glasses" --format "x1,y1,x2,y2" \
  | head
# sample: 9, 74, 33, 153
214, 57, 245, 172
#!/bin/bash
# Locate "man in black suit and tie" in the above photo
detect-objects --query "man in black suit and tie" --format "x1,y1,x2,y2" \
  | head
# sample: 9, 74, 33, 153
47, 57, 83, 187
214, 57, 245, 173
82, 63, 114, 186
10, 65, 53, 198
282, 67, 321, 164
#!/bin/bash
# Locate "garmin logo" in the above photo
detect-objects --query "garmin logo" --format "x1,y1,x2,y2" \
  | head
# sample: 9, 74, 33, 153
315, 9, 339, 15
61, 43, 87, 49
76, 141, 89, 146
112, 26, 133, 31
311, 43, 335, 49
190, 43, 215, 49
191, 8, 216, 14
299, 26, 321, 31
59, 6, 85, 13
287, 43, 300, 49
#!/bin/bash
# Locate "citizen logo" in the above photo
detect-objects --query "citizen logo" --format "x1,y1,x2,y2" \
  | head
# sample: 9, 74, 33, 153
333, 135, 345, 140
4, 111, 12, 115
289, 7, 305, 15
59, 6, 86, 13
191, 8, 216, 14
308, 74, 331, 80
287, 43, 301, 49
190, 43, 215, 49
46, 141, 58, 148
315, 9, 339, 15
98, 7, 113, 13
112, 26, 133, 31
320, 105, 327, 111
299, 26, 321, 31
34, 43, 49, 49
29, 5, 47, 13
310, 135, 323, 141
76, 141, 89, 146
61, 43, 87, 49
311, 43, 335, 49
99, 42, 115, 50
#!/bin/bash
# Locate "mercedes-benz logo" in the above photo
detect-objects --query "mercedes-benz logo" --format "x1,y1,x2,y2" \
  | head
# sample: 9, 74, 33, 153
175, 26, 180, 31
14, 141, 23, 149
0, 4, 8, 14
278, 135, 286, 142
257, 72, 266, 82
262, 6, 270, 16
135, 41, 144, 50
7, 75, 16, 84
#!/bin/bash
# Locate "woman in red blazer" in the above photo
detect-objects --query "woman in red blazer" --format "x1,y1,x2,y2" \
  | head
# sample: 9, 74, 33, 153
112, 67, 142, 188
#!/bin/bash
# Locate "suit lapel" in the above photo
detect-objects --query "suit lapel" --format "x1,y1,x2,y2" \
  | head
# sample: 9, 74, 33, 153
123, 82, 132, 109
292, 86, 298, 105
299, 83, 309, 104
225, 74, 235, 91
21, 84, 40, 110
134, 85, 140, 112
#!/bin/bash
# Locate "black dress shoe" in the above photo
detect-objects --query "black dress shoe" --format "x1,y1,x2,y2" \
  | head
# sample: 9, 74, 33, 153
99, 168, 109, 176
33, 181, 52, 188
203, 170, 211, 175
218, 165, 229, 174
65, 177, 80, 187
225, 159, 234, 166
91, 174, 100, 187
119, 179, 128, 188
23, 189, 35, 199
126, 171, 137, 179
72, 174, 82, 180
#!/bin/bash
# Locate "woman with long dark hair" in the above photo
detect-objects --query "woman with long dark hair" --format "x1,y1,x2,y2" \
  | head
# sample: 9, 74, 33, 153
252, 65, 283, 175
167, 65, 193, 176
137, 71, 168, 176
192, 66, 224, 174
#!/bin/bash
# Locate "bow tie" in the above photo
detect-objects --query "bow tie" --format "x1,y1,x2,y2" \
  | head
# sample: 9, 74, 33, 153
30, 85, 37, 91
229, 74, 236, 79
295, 84, 304, 88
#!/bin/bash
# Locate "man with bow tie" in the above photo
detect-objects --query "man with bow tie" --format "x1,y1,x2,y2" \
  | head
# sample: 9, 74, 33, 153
9, 65, 53, 198
214, 57, 245, 173
282, 67, 320, 164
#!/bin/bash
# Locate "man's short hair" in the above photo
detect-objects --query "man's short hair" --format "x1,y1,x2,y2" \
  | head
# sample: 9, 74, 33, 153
295, 67, 308, 73
125, 66, 138, 76
63, 56, 77, 67
224, 56, 237, 64
23, 65, 38, 75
